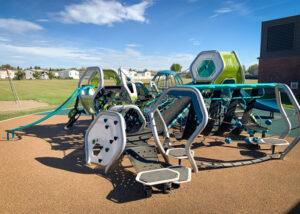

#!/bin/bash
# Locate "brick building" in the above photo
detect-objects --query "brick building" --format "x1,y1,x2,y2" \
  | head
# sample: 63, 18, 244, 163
259, 15, 300, 95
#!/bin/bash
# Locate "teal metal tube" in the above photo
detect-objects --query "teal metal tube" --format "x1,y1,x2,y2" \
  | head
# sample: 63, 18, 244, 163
184, 83, 278, 90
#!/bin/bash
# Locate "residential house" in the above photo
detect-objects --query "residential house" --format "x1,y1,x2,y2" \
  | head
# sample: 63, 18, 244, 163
24, 69, 49, 80
124, 69, 153, 80
0, 69, 15, 79
59, 69, 80, 79
24, 69, 35, 79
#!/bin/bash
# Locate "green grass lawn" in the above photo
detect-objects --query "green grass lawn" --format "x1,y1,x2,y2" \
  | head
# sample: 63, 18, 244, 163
1, 78, 296, 122
0, 79, 78, 105
0, 79, 78, 121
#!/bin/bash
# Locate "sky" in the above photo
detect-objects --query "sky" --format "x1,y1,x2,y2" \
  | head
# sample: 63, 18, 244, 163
0, 0, 299, 70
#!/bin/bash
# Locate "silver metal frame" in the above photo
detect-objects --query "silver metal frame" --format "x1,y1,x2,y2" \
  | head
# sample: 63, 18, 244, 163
78, 67, 104, 114
275, 84, 300, 159
190, 50, 224, 83
109, 104, 146, 132
118, 68, 138, 102
149, 86, 209, 172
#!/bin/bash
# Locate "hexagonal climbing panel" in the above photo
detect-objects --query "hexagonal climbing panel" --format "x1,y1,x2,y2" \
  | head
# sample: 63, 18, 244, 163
197, 59, 216, 78
85, 111, 126, 173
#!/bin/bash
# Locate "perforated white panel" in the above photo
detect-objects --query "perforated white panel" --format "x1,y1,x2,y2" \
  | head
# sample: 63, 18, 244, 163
85, 111, 126, 173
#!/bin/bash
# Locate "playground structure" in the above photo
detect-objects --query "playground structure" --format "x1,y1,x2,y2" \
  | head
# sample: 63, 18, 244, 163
150, 70, 183, 92
5, 50, 300, 197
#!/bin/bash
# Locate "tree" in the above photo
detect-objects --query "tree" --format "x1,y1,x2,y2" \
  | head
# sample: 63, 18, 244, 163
34, 66, 41, 70
33, 71, 41, 79
48, 71, 55, 80
1, 64, 14, 70
170, 63, 182, 72
247, 64, 258, 75
14, 70, 25, 80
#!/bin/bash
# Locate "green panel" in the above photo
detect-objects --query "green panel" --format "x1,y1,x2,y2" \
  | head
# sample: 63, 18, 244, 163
197, 59, 216, 78
103, 69, 121, 86
214, 51, 244, 84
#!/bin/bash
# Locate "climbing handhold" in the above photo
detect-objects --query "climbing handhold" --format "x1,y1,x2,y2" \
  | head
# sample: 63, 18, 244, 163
265, 119, 272, 126
248, 129, 255, 136
244, 137, 252, 144
236, 121, 243, 128
225, 137, 232, 144
253, 137, 260, 143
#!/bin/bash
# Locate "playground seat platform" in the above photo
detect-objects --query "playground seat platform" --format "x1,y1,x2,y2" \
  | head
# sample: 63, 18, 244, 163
166, 148, 194, 159
168, 165, 191, 183
136, 168, 179, 186
262, 138, 289, 146
262, 138, 289, 154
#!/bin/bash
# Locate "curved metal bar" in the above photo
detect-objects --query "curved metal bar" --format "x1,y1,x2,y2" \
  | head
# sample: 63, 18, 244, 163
118, 68, 138, 102
78, 67, 104, 114
149, 86, 209, 172
78, 66, 103, 89
149, 110, 169, 163
183, 87, 208, 172
275, 86, 291, 139
277, 84, 300, 159
109, 104, 146, 132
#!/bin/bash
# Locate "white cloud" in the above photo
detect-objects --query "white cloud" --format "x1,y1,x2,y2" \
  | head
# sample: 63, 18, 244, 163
0, 36, 10, 42
211, 1, 249, 18
126, 43, 140, 48
0, 18, 43, 33
189, 38, 200, 46
36, 18, 49, 22
58, 0, 152, 26
0, 41, 193, 70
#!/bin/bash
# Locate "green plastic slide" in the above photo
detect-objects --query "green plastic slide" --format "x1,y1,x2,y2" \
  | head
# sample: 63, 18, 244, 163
6, 86, 93, 140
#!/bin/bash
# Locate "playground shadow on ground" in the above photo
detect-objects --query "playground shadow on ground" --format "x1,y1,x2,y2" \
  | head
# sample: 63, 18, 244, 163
25, 119, 149, 203
35, 151, 149, 203
100, 162, 152, 203
21, 119, 273, 203
193, 140, 269, 167
36, 151, 150, 203
20, 119, 91, 151
288, 201, 300, 214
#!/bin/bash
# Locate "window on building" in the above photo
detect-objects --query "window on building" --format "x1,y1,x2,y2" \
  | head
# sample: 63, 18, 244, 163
267, 23, 295, 52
